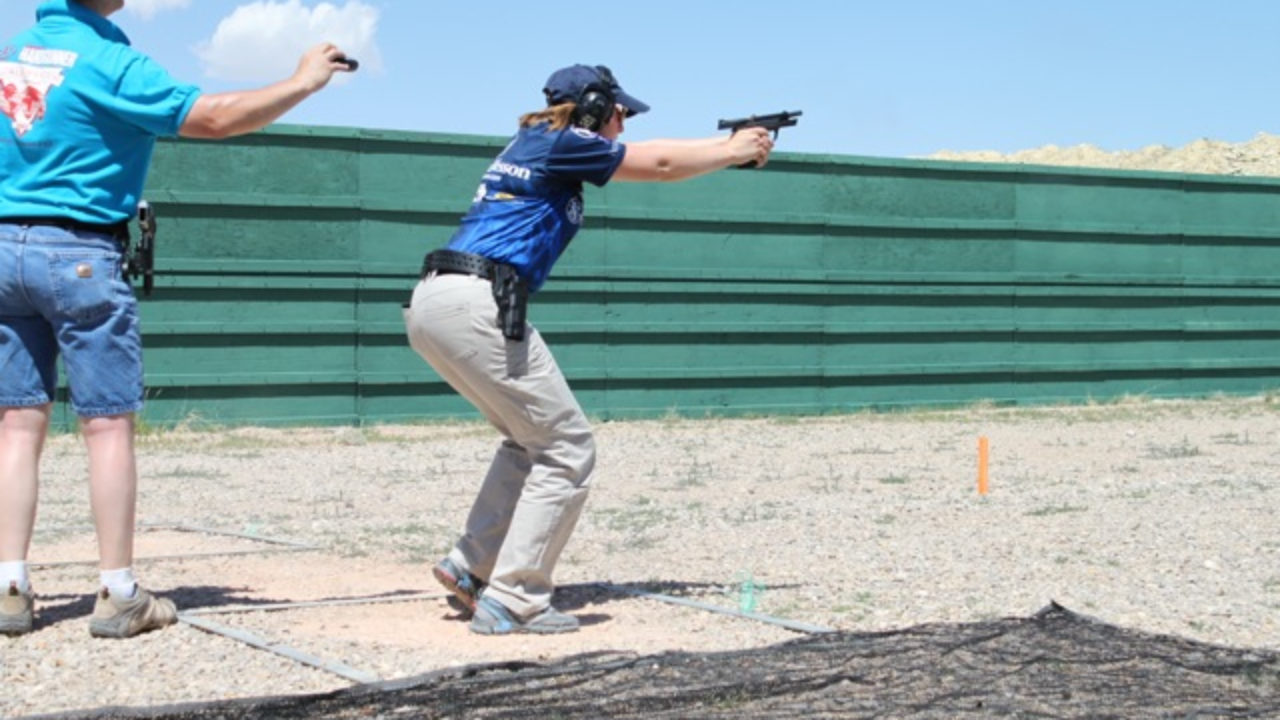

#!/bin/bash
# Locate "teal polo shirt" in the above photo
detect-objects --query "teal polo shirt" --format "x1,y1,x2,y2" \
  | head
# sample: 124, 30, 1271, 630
0, 0, 201, 224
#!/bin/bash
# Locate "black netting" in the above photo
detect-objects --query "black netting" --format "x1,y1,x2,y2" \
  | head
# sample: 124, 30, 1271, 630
38, 604, 1280, 720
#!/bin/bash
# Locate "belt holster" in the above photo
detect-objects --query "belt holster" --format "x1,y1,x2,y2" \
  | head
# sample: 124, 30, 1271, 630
491, 263, 528, 342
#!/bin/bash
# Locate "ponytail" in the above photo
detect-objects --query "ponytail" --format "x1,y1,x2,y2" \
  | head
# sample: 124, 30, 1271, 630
519, 103, 576, 131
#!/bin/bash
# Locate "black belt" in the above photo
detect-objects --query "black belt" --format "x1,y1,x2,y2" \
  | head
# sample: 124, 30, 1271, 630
418, 248, 529, 340
421, 249, 501, 280
1, 216, 129, 239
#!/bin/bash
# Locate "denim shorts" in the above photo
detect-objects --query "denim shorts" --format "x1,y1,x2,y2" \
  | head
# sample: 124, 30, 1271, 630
0, 223, 143, 417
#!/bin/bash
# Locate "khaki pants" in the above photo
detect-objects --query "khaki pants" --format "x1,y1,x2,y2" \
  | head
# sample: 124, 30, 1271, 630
403, 273, 595, 618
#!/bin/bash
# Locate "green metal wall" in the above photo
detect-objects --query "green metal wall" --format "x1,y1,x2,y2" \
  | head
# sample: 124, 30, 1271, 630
70, 125, 1280, 427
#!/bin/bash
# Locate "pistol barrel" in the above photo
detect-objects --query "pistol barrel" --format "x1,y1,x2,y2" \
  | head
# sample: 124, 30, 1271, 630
717, 110, 802, 132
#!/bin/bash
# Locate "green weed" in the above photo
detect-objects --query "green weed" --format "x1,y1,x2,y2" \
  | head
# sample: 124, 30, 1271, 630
1025, 504, 1089, 517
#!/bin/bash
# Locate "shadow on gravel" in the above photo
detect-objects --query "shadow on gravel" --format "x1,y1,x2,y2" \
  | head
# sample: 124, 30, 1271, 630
29, 592, 98, 628
32, 585, 439, 633
165, 585, 436, 612
552, 579, 794, 613
26, 602, 1280, 719
31, 585, 283, 632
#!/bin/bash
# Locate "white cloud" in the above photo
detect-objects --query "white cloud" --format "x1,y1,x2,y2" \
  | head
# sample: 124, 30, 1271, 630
126, 0, 192, 20
194, 1, 381, 83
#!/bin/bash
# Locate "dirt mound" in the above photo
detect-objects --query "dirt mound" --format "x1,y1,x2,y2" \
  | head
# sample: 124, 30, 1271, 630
35, 603, 1280, 720
930, 132, 1280, 177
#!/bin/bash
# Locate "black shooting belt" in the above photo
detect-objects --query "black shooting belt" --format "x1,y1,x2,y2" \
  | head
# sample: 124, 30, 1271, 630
421, 248, 501, 279
421, 249, 529, 341
2, 216, 129, 241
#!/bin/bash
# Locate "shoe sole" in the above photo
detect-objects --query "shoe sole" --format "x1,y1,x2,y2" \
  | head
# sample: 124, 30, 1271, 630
0, 618, 33, 636
89, 615, 144, 638
88, 623, 127, 638
88, 617, 175, 639
469, 601, 579, 635
89, 612, 177, 639
469, 622, 579, 635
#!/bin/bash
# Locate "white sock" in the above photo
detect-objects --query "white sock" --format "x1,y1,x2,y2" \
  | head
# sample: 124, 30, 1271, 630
100, 567, 137, 599
0, 561, 30, 593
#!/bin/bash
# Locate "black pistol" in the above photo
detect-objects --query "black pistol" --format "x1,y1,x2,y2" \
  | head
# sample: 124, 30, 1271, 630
717, 110, 802, 168
128, 200, 156, 297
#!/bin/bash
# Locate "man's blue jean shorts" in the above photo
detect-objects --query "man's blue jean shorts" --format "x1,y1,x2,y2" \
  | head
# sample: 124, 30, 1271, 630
0, 223, 144, 417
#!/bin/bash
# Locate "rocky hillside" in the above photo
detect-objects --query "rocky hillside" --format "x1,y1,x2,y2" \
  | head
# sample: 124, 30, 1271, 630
929, 132, 1280, 178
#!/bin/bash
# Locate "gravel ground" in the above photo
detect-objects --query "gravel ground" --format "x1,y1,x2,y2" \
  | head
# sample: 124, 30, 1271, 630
5, 395, 1280, 717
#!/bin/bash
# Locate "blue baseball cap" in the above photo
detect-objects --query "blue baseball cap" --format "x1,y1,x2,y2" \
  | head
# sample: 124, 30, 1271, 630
543, 64, 650, 117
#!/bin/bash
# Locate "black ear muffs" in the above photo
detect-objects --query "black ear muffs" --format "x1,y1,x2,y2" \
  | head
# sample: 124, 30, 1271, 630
572, 65, 617, 131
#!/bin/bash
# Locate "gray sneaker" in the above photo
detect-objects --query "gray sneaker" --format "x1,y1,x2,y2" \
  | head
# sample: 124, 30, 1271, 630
432, 557, 485, 613
0, 581, 34, 636
89, 586, 178, 639
469, 595, 579, 635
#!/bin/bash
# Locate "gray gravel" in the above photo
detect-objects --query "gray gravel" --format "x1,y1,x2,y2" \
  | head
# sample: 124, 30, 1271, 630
5, 395, 1280, 717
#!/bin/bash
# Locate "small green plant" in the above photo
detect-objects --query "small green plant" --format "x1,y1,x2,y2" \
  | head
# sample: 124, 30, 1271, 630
1144, 437, 1201, 459
331, 427, 367, 446
162, 410, 222, 434
809, 463, 844, 494
1210, 431, 1251, 446
719, 501, 786, 524
134, 415, 160, 437
675, 460, 711, 488
1025, 503, 1088, 517
597, 497, 676, 536
154, 466, 226, 480
209, 433, 279, 451
659, 406, 684, 426
841, 444, 896, 456
878, 474, 909, 485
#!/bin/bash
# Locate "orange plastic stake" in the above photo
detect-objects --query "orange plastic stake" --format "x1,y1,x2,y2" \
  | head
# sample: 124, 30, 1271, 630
977, 436, 990, 495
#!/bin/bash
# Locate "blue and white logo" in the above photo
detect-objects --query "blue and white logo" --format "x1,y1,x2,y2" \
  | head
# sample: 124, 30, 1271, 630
566, 196, 584, 225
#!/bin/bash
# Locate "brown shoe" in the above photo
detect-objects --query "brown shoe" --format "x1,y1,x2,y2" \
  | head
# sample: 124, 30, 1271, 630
89, 586, 177, 639
0, 581, 34, 636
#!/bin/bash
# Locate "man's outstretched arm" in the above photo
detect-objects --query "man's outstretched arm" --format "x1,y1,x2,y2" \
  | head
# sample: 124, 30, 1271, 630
179, 43, 353, 140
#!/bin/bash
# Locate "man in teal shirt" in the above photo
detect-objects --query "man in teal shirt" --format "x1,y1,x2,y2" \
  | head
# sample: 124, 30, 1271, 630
0, 0, 356, 638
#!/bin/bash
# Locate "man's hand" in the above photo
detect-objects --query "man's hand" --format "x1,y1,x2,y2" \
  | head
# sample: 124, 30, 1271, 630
294, 43, 354, 93
180, 42, 357, 140
726, 127, 775, 169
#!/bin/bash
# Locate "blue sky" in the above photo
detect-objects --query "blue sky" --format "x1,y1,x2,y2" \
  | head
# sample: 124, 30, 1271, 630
4, 0, 1280, 159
